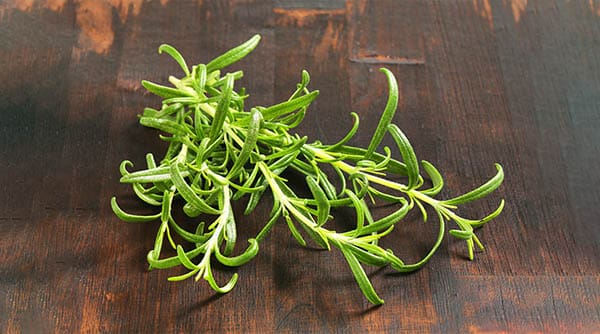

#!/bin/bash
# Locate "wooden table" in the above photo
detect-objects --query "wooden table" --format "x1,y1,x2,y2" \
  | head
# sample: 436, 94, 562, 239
1, 1, 598, 332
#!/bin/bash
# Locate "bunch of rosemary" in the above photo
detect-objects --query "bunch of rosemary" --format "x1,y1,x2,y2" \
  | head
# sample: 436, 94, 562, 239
111, 35, 504, 305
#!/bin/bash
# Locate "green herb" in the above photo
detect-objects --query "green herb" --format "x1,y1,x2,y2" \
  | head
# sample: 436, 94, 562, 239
111, 35, 505, 305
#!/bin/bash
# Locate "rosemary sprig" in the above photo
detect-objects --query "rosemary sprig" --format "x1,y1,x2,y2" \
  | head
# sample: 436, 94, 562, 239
112, 35, 505, 305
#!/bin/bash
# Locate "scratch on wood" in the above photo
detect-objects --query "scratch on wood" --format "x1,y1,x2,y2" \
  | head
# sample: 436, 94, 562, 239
71, 0, 114, 59
345, 0, 355, 59
14, 0, 34, 12
273, 7, 345, 27
349, 54, 425, 65
79, 293, 100, 333
345, 0, 368, 16
508, 0, 528, 22
112, 0, 145, 22
313, 21, 343, 60
467, 324, 509, 333
472, 0, 494, 28
589, 0, 600, 16
46, 0, 68, 11
357, 0, 368, 14
474, 0, 530, 25
116, 77, 142, 91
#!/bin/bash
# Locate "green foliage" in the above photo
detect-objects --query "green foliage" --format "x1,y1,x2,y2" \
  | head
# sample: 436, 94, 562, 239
112, 35, 505, 305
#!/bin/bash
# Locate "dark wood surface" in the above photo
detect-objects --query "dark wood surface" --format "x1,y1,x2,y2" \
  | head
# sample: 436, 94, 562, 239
1, 0, 599, 332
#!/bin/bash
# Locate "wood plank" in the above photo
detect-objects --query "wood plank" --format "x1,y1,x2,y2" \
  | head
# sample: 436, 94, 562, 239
453, 275, 600, 332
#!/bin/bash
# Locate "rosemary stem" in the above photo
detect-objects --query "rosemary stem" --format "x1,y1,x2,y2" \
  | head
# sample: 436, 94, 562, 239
195, 185, 231, 281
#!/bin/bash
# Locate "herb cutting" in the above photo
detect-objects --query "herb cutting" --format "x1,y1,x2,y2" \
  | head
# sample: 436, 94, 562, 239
111, 34, 505, 305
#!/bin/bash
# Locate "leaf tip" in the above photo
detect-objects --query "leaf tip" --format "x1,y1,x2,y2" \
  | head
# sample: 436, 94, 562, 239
378, 67, 391, 75
157, 43, 170, 54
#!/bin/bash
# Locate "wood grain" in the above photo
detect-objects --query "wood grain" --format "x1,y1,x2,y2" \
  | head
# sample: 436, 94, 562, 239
1, 0, 599, 332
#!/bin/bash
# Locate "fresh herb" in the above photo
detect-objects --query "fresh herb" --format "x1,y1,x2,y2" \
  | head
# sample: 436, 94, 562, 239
111, 35, 505, 305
